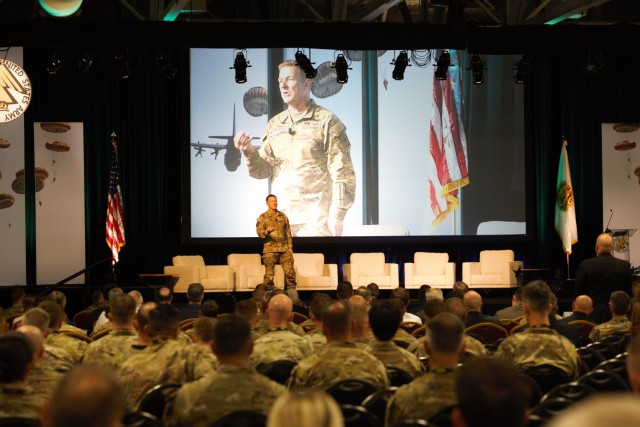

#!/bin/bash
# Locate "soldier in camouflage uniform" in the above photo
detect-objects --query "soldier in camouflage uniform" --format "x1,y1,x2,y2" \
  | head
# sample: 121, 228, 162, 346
494, 281, 579, 379
589, 290, 632, 342
250, 294, 313, 367
234, 60, 356, 237
83, 294, 139, 371
18, 325, 65, 402
256, 194, 296, 290
22, 307, 76, 371
39, 300, 87, 364
349, 295, 375, 347
4, 285, 25, 319
368, 301, 425, 378
166, 315, 285, 427
305, 294, 332, 352
385, 313, 464, 426
0, 332, 43, 420
287, 301, 389, 391
191, 317, 220, 368
117, 304, 214, 411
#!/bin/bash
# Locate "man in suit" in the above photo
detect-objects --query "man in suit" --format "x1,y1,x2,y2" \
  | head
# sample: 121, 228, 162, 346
463, 291, 501, 327
576, 233, 632, 324
562, 295, 593, 323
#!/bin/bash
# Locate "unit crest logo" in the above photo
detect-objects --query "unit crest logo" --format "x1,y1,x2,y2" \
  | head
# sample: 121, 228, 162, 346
0, 59, 32, 123
556, 181, 574, 212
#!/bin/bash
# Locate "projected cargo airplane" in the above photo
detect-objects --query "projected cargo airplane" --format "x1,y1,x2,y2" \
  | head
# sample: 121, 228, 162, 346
190, 104, 259, 171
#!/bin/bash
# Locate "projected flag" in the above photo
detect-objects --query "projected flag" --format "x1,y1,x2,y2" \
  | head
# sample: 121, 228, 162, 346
106, 132, 125, 264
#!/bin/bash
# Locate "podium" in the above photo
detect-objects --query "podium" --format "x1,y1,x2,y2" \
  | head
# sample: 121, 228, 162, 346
609, 229, 637, 262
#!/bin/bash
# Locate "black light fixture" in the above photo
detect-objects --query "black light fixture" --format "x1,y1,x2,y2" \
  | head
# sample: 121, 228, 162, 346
230, 49, 250, 84
156, 50, 177, 80
77, 51, 94, 74
332, 53, 351, 84
294, 49, 317, 79
114, 51, 130, 79
46, 53, 63, 76
584, 51, 605, 76
434, 50, 451, 81
470, 53, 485, 85
513, 54, 531, 84
391, 51, 410, 81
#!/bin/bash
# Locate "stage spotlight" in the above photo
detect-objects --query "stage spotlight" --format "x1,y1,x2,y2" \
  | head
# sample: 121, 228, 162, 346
114, 52, 130, 79
230, 49, 250, 84
39, 0, 83, 17
513, 54, 531, 84
156, 51, 177, 80
434, 50, 451, 81
46, 53, 63, 76
391, 51, 410, 81
470, 53, 485, 85
294, 50, 317, 79
332, 53, 350, 84
77, 52, 94, 73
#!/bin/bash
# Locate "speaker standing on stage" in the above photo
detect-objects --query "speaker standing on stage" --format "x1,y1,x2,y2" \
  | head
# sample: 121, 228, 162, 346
257, 194, 297, 290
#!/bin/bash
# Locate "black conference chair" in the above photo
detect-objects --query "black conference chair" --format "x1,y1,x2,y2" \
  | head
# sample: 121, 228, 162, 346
522, 364, 572, 396
577, 368, 630, 393
326, 379, 379, 406
137, 383, 181, 420
392, 420, 437, 427
540, 381, 597, 404
257, 359, 297, 385
518, 372, 544, 408
587, 340, 619, 361
0, 418, 42, 427
594, 358, 630, 387
577, 346, 606, 371
387, 366, 414, 387
361, 387, 398, 424
427, 403, 457, 427
341, 405, 383, 427
208, 410, 267, 427
121, 411, 163, 427
528, 397, 574, 420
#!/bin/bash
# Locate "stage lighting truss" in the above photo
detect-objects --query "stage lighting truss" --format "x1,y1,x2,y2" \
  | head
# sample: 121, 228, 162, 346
513, 54, 531, 84
332, 53, 351, 84
46, 53, 63, 76
231, 49, 250, 84
469, 53, 485, 85
294, 49, 317, 79
434, 50, 451, 81
391, 50, 410, 81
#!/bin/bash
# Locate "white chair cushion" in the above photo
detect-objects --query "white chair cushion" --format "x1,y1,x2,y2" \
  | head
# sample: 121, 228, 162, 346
173, 255, 205, 267
228, 253, 262, 266
294, 253, 324, 277
479, 250, 514, 274
414, 252, 448, 275
351, 253, 385, 276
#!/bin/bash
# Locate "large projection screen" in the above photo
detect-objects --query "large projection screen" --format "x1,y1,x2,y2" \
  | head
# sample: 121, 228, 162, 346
188, 48, 526, 240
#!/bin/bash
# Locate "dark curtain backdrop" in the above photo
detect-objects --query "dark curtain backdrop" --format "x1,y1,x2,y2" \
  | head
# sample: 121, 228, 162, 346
21, 47, 640, 288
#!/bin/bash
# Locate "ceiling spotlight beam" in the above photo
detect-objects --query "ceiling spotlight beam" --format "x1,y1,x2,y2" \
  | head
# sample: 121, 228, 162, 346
331, 0, 348, 20
162, 0, 207, 21
524, 0, 612, 25
294, 0, 324, 20
471, 0, 501, 25
349, 0, 404, 21
117, 0, 146, 21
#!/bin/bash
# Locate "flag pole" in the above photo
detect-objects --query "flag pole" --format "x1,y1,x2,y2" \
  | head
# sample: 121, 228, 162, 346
566, 253, 570, 280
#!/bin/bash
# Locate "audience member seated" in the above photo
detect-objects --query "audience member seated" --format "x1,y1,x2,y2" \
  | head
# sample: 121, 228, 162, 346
250, 294, 314, 367
548, 292, 582, 348
447, 280, 470, 299
254, 290, 305, 338
408, 284, 430, 318
180, 283, 205, 321
408, 297, 487, 359
83, 294, 138, 371
39, 300, 88, 364
424, 298, 446, 323
546, 393, 640, 427
388, 299, 418, 347
354, 286, 373, 305
589, 290, 632, 342
305, 294, 332, 352
627, 335, 640, 393
452, 357, 531, 427
494, 280, 579, 380
131, 302, 157, 350
157, 286, 173, 304
563, 295, 594, 323
391, 288, 422, 324
166, 315, 286, 426
267, 390, 343, 427
368, 301, 425, 379
18, 325, 65, 402
0, 331, 42, 420
191, 317, 220, 367
286, 288, 309, 315
236, 299, 261, 339
631, 277, 640, 305
385, 312, 465, 426
463, 290, 501, 327
4, 285, 26, 319
337, 281, 354, 301
427, 287, 445, 302
42, 365, 125, 427
117, 304, 214, 411
367, 282, 381, 301
11, 294, 36, 329
214, 292, 237, 315
86, 289, 107, 313
128, 290, 144, 313
349, 295, 375, 346
22, 307, 74, 371
92, 287, 124, 335
48, 290, 86, 335
495, 287, 524, 320
287, 300, 389, 391
631, 302, 640, 337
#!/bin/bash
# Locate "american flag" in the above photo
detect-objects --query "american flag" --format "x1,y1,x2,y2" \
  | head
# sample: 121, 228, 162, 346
428, 50, 470, 227
106, 133, 125, 264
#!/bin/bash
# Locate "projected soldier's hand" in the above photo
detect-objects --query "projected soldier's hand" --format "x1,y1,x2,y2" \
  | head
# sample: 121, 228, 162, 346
328, 217, 343, 237
233, 131, 256, 156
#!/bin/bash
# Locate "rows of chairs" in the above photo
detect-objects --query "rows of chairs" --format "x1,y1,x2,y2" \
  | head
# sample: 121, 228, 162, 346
163, 249, 523, 293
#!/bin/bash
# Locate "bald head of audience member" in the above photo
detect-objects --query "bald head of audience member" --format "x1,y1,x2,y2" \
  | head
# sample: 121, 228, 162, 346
322, 301, 352, 342
267, 294, 293, 327
39, 300, 64, 331
43, 365, 125, 427
444, 297, 466, 320
453, 357, 531, 427
157, 286, 173, 304
22, 307, 51, 335
17, 324, 45, 362
427, 288, 444, 302
595, 233, 614, 255
424, 312, 465, 366
572, 295, 593, 316
0, 331, 33, 384
134, 302, 157, 345
212, 315, 253, 364
354, 286, 372, 304
349, 295, 370, 338
108, 294, 137, 328
463, 291, 483, 314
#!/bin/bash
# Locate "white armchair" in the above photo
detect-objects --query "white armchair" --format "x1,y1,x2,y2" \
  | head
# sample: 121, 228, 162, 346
163, 255, 233, 293
293, 253, 338, 291
462, 250, 523, 288
342, 252, 399, 289
227, 253, 284, 291
404, 252, 455, 289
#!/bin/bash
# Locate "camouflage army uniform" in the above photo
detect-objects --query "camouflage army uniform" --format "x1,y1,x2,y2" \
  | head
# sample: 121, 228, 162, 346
44, 345, 75, 371
254, 318, 305, 338
4, 303, 24, 319
408, 334, 488, 358
0, 384, 43, 420
250, 327, 314, 367
287, 341, 389, 391
494, 326, 579, 379
83, 329, 138, 371
393, 328, 417, 347
246, 100, 356, 237
26, 361, 65, 401
306, 328, 327, 353
588, 316, 631, 342
117, 336, 215, 411
46, 330, 88, 364
367, 340, 425, 379
60, 322, 87, 336
256, 209, 296, 289
89, 321, 112, 338
299, 318, 316, 333
385, 366, 458, 426
166, 365, 286, 427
